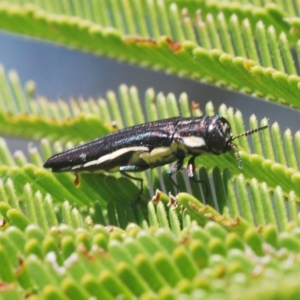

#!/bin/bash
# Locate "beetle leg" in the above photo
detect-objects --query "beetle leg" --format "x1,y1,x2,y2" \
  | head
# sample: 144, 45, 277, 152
167, 159, 184, 193
187, 156, 196, 178
120, 165, 149, 194
187, 157, 208, 197
167, 159, 184, 176
120, 171, 144, 194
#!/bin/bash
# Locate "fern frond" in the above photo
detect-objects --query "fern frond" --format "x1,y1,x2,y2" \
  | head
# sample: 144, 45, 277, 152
0, 2, 300, 107
1, 219, 300, 299
0, 1, 300, 299
0, 68, 299, 220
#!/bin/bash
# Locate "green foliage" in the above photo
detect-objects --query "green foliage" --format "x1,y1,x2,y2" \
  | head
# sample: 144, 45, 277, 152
0, 0, 300, 299
1, 0, 300, 106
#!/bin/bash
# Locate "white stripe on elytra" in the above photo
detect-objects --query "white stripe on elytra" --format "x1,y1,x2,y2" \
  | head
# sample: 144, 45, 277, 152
71, 165, 84, 170
182, 136, 206, 148
82, 146, 149, 168
177, 120, 194, 125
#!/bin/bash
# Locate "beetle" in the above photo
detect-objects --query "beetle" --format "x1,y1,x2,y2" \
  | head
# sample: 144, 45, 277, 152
43, 115, 268, 193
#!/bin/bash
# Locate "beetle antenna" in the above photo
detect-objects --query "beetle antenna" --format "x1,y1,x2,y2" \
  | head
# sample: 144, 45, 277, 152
231, 125, 268, 141
230, 125, 268, 169
229, 143, 243, 170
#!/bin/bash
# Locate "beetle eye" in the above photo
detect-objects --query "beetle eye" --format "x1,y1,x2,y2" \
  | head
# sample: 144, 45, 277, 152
206, 117, 232, 154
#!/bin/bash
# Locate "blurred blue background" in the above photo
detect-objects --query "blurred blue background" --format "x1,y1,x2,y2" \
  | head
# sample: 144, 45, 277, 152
0, 30, 299, 154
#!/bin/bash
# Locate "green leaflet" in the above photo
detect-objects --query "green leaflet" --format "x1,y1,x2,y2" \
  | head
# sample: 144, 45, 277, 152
0, 67, 299, 228
0, 2, 300, 107
1, 218, 300, 299
0, 143, 299, 232
1, 1, 300, 298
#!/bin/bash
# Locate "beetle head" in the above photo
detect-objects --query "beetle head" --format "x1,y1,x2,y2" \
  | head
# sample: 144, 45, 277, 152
206, 115, 232, 154
206, 115, 268, 169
